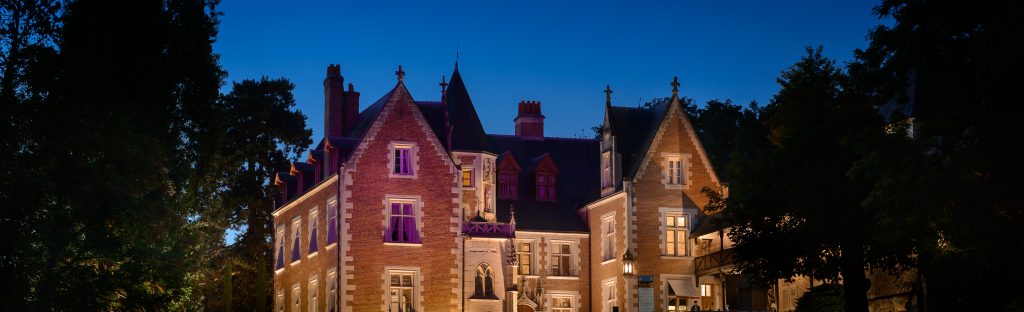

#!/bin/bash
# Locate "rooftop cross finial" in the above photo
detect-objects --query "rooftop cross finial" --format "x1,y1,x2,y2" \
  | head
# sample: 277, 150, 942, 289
396, 65, 405, 82
440, 75, 448, 92
671, 76, 680, 96
604, 85, 613, 105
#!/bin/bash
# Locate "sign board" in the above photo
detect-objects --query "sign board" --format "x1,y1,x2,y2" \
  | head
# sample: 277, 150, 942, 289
638, 275, 654, 312
638, 287, 654, 312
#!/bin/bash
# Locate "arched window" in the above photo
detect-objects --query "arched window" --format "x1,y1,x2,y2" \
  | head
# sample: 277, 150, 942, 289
472, 263, 496, 299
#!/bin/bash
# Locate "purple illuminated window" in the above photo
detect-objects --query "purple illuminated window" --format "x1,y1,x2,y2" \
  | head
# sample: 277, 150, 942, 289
386, 202, 419, 243
275, 230, 285, 269
393, 148, 412, 175
327, 201, 338, 245
499, 170, 517, 199
308, 212, 319, 253
290, 223, 301, 261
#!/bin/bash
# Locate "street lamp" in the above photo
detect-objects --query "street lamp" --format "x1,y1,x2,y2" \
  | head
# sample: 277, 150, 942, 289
622, 249, 635, 276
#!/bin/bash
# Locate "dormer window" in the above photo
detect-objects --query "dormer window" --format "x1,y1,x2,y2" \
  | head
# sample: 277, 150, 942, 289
536, 172, 556, 201
498, 152, 521, 199
601, 151, 612, 188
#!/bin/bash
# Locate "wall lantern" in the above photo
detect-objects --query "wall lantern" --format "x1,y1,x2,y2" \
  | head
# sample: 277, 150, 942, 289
622, 249, 635, 276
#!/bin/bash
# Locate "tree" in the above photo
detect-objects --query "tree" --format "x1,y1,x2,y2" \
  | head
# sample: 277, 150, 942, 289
214, 77, 311, 310
851, 0, 1024, 310
711, 47, 884, 312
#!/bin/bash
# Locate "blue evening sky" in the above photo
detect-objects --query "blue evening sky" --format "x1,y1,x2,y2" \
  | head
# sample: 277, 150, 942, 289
215, 0, 888, 140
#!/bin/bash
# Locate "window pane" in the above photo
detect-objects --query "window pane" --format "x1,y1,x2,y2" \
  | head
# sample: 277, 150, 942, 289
666, 216, 675, 226
678, 216, 686, 227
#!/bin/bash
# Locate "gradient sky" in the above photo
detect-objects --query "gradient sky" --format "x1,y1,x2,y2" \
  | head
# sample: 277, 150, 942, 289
215, 0, 889, 140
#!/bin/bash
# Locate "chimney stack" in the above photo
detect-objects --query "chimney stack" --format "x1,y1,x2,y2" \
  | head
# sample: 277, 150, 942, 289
514, 100, 545, 139
324, 64, 345, 138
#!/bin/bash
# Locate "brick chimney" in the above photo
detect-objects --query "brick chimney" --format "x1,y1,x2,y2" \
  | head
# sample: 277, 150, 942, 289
324, 64, 360, 138
342, 83, 359, 135
324, 64, 345, 138
514, 100, 545, 139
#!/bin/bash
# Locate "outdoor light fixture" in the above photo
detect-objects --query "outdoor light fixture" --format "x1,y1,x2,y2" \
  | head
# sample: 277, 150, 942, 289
622, 249, 635, 276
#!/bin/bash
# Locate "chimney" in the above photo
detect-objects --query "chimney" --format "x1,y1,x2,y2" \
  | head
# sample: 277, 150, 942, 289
324, 64, 345, 138
342, 83, 359, 135
514, 100, 545, 139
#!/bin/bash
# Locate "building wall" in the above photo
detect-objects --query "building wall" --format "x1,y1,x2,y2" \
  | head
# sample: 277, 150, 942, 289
272, 175, 340, 312
340, 87, 462, 311
587, 193, 628, 312
628, 101, 723, 311
517, 231, 591, 312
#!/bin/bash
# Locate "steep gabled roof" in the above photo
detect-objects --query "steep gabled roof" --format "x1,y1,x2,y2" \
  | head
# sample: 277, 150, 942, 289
606, 100, 670, 180
444, 64, 491, 151
489, 135, 600, 232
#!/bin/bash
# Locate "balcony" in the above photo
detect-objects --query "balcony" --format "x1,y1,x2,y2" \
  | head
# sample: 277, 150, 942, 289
462, 221, 515, 238
695, 248, 736, 276
547, 268, 580, 277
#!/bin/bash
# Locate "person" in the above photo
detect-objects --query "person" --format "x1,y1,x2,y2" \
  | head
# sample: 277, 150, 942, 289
690, 300, 701, 311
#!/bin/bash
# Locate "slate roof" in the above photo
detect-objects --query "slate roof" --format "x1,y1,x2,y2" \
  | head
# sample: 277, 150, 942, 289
443, 64, 491, 151
489, 135, 600, 232
606, 100, 671, 182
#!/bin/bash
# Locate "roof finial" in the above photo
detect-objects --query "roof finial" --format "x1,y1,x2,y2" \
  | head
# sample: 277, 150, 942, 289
671, 76, 680, 96
510, 204, 516, 225
440, 75, 448, 92
604, 85, 613, 106
396, 65, 405, 82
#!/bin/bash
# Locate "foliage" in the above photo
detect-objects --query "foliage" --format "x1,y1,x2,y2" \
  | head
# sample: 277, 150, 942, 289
795, 284, 845, 312
711, 46, 883, 311
0, 0, 311, 310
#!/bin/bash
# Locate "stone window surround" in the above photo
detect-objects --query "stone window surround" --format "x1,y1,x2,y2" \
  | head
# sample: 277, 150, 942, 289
387, 141, 419, 179
602, 277, 617, 312
546, 239, 580, 280
600, 212, 616, 263
382, 266, 422, 312
381, 195, 424, 246
658, 207, 698, 258
516, 239, 538, 276
660, 152, 692, 190
547, 291, 581, 312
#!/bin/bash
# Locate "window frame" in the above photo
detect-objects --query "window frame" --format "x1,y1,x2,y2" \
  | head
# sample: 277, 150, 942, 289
327, 268, 338, 312
275, 225, 286, 272
602, 279, 617, 312
660, 208, 691, 257
307, 274, 318, 312
549, 241, 575, 277
291, 282, 301, 312
499, 169, 518, 199
326, 199, 338, 247
290, 216, 302, 264
384, 197, 422, 245
388, 142, 417, 178
387, 269, 419, 312
601, 151, 613, 188
516, 240, 535, 276
536, 172, 556, 201
308, 207, 319, 257
462, 166, 475, 188
601, 214, 616, 262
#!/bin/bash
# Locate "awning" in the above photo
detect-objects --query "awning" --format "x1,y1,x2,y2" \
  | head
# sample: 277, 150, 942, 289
668, 277, 700, 298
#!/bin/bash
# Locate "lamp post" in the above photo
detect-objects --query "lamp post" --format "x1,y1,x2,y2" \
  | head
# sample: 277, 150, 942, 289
622, 249, 636, 312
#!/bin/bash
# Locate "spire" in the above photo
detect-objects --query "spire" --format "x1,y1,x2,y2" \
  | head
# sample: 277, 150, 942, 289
440, 75, 448, 93
509, 204, 516, 225
604, 85, 613, 107
395, 65, 405, 82
671, 76, 680, 97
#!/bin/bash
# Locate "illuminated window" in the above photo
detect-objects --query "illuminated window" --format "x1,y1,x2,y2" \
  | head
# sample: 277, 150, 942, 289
552, 296, 574, 312
389, 142, 416, 177
307, 274, 318, 312
327, 269, 338, 312
516, 240, 533, 275
602, 215, 616, 261
462, 167, 474, 187
550, 243, 573, 276
701, 284, 712, 297
667, 297, 686, 311
664, 214, 688, 256
603, 281, 616, 312
291, 283, 300, 312
290, 217, 301, 263
275, 226, 285, 270
388, 271, 416, 312
385, 199, 420, 244
326, 200, 338, 246
394, 147, 412, 175
308, 208, 319, 255
667, 158, 683, 185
